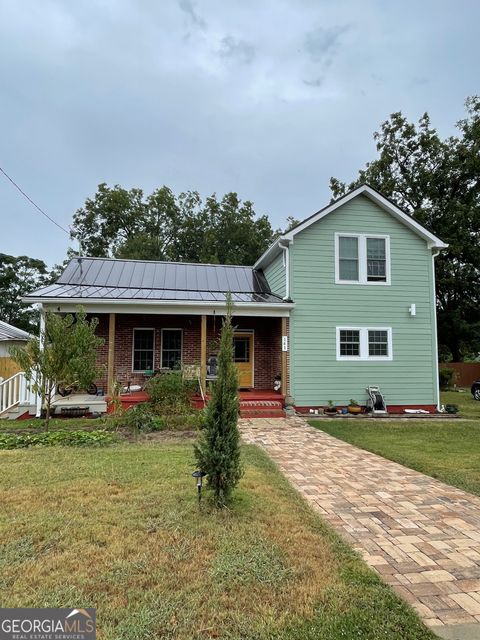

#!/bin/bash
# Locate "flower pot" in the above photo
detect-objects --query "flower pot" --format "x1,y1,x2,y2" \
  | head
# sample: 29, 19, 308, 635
348, 406, 362, 415
324, 407, 337, 414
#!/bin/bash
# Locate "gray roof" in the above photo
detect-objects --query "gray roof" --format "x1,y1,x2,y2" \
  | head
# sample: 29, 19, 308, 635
0, 320, 30, 342
26, 257, 286, 305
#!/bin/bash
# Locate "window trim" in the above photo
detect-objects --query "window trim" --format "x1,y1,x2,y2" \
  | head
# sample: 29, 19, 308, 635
160, 328, 184, 369
132, 328, 155, 372
336, 326, 393, 361
335, 233, 391, 285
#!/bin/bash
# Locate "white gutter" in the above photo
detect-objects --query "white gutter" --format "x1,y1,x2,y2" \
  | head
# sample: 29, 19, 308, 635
253, 238, 283, 270
279, 241, 290, 300
25, 298, 294, 318
23, 296, 293, 309
431, 249, 442, 412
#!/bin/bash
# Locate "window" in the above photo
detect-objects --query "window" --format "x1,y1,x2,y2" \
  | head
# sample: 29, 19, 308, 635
234, 337, 250, 362
339, 329, 360, 356
336, 327, 392, 361
338, 236, 359, 281
367, 238, 386, 282
133, 329, 155, 371
335, 234, 390, 284
161, 329, 183, 369
368, 330, 388, 356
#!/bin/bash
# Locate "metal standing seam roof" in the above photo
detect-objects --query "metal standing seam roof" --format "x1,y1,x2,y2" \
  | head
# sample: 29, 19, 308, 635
0, 320, 30, 341
25, 257, 287, 305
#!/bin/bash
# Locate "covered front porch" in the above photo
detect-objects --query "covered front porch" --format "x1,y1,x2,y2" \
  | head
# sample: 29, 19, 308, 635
89, 311, 289, 415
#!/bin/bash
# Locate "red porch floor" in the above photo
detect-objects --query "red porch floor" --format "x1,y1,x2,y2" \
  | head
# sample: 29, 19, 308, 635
110, 389, 285, 418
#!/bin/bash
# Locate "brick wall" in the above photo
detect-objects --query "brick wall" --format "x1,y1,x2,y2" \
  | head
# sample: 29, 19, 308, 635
92, 313, 283, 392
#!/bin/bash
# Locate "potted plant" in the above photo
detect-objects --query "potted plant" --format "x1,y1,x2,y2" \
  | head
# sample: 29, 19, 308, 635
348, 399, 362, 415
324, 400, 337, 414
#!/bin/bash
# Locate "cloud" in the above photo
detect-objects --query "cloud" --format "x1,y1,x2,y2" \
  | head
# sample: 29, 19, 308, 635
178, 0, 206, 30
218, 36, 255, 64
304, 24, 350, 63
0, 0, 478, 267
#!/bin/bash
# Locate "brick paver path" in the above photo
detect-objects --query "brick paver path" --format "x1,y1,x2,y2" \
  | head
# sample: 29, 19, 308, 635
240, 417, 480, 630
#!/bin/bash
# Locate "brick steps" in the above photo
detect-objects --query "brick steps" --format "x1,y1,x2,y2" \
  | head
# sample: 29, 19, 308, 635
240, 410, 286, 418
239, 399, 285, 418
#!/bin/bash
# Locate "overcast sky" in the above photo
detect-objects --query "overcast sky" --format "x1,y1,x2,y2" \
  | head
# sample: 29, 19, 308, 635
1, 0, 479, 267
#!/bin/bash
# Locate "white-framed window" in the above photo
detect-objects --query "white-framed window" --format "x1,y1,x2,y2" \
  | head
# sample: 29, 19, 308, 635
132, 328, 155, 371
335, 233, 391, 285
336, 327, 393, 361
161, 329, 183, 369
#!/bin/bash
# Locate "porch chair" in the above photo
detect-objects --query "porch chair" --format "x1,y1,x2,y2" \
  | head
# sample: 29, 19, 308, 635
182, 364, 205, 404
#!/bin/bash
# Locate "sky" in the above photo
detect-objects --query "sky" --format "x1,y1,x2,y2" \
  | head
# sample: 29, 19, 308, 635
1, 0, 479, 267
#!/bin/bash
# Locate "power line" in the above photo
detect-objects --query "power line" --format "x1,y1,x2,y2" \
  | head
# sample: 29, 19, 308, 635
0, 166, 70, 235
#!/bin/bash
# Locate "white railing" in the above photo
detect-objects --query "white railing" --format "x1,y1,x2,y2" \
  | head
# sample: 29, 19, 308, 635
0, 372, 36, 415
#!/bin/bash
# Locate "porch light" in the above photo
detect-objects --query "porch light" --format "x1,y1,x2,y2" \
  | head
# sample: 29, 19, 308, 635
192, 470, 207, 502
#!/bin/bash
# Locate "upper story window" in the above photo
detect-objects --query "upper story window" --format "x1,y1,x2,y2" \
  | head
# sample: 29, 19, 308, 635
335, 233, 390, 285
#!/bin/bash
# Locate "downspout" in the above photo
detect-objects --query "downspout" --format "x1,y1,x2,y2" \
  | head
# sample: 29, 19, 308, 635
279, 241, 290, 301
35, 304, 45, 418
431, 249, 441, 412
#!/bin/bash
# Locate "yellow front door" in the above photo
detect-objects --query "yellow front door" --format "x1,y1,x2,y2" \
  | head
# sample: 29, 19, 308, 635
233, 333, 254, 388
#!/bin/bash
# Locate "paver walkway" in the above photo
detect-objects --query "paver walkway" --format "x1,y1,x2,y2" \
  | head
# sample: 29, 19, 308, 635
240, 417, 480, 632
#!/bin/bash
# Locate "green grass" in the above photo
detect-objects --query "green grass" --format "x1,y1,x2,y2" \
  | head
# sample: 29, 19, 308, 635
0, 416, 108, 433
0, 442, 434, 640
309, 390, 480, 497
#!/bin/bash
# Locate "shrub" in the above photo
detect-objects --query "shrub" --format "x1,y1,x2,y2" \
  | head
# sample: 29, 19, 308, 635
118, 403, 161, 434
0, 430, 117, 450
439, 367, 456, 389
145, 371, 197, 414
194, 295, 242, 508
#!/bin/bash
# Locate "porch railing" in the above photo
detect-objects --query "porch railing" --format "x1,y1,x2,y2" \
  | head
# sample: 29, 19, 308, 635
0, 371, 36, 415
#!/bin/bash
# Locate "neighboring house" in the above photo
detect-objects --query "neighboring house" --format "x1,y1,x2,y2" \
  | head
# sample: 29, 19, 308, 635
25, 185, 447, 412
0, 320, 30, 379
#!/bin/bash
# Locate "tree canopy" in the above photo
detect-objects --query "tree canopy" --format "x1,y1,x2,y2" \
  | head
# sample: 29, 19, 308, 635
0, 254, 50, 333
70, 185, 275, 266
330, 96, 480, 361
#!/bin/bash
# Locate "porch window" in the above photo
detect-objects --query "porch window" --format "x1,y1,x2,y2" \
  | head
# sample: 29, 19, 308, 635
161, 329, 183, 369
133, 328, 155, 371
233, 337, 250, 362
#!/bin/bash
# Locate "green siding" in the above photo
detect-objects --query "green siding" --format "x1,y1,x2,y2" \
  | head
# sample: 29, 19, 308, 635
289, 195, 438, 407
263, 252, 286, 298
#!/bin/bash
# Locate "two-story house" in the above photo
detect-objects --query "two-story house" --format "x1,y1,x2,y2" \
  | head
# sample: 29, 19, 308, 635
25, 184, 447, 416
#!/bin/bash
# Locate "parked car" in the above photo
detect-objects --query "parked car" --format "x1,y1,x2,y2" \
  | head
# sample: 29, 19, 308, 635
471, 379, 480, 401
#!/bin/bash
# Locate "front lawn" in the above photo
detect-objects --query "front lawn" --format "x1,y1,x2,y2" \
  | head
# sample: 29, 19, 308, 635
309, 391, 480, 497
0, 442, 433, 640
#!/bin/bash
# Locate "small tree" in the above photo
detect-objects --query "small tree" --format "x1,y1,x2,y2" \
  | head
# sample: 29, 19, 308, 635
194, 295, 242, 507
10, 307, 103, 430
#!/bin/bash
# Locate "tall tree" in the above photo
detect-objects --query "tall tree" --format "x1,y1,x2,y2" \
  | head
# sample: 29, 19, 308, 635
0, 254, 50, 333
70, 185, 275, 266
194, 295, 242, 508
330, 96, 480, 361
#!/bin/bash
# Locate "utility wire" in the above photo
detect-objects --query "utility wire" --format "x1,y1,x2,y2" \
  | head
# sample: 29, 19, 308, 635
0, 166, 70, 235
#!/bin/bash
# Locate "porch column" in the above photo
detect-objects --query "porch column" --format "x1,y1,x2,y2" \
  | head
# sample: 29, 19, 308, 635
35, 305, 46, 418
200, 315, 207, 392
281, 317, 288, 396
107, 313, 116, 393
